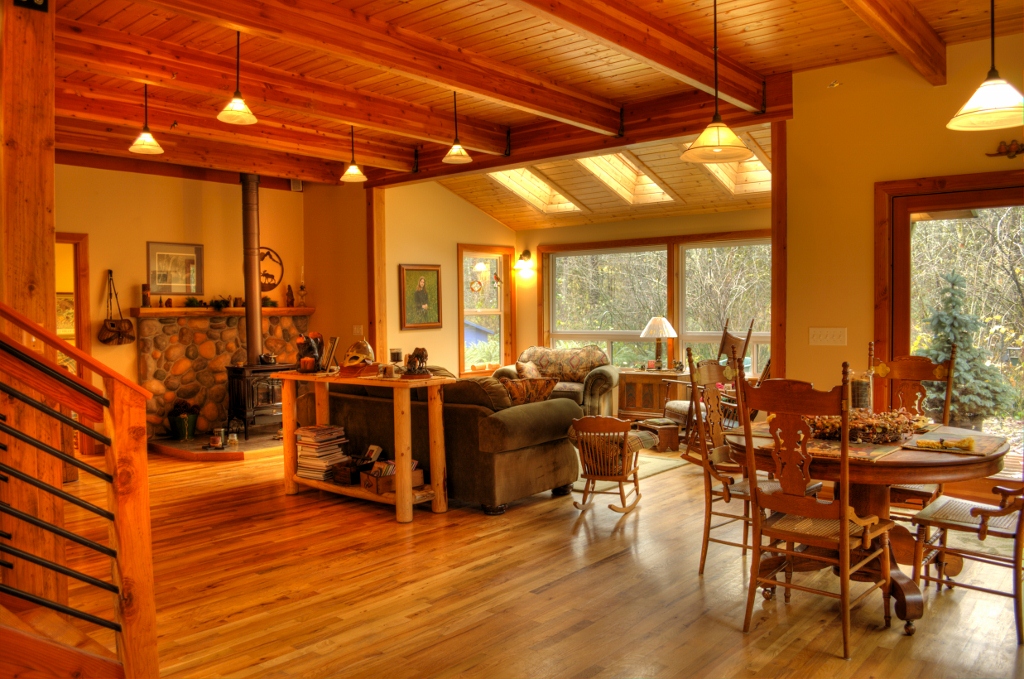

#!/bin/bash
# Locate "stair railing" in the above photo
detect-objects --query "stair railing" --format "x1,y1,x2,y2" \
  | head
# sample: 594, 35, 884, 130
0, 301, 158, 678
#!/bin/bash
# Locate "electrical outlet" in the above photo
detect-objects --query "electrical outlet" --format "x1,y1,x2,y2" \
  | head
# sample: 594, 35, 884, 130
353, 325, 363, 336
809, 327, 847, 346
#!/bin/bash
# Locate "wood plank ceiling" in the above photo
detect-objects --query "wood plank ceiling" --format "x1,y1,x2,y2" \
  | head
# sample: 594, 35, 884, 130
52, 0, 1022, 226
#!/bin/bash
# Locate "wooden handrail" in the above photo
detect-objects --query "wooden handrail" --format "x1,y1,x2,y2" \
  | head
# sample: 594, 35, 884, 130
0, 300, 150, 400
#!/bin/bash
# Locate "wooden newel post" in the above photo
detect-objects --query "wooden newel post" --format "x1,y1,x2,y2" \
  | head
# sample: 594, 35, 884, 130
103, 379, 160, 679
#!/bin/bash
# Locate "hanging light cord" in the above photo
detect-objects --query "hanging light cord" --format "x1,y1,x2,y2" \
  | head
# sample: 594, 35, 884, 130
453, 92, 460, 143
143, 84, 149, 129
350, 126, 357, 164
712, 0, 720, 120
235, 31, 242, 96
988, 0, 997, 76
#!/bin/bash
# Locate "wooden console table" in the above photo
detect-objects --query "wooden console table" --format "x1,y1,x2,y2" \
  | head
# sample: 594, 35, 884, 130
616, 369, 686, 420
273, 370, 456, 523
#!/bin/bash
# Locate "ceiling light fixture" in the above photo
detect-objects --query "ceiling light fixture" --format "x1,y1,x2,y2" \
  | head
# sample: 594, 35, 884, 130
129, 84, 164, 155
947, 0, 1023, 131
679, 0, 751, 164
341, 126, 368, 183
218, 31, 258, 126
442, 92, 472, 164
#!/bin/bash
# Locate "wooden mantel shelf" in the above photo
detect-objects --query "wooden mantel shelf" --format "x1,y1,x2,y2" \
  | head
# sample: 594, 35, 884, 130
130, 306, 315, 318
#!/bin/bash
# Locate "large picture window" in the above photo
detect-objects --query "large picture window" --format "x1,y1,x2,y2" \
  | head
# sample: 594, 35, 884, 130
679, 240, 771, 374
549, 246, 667, 367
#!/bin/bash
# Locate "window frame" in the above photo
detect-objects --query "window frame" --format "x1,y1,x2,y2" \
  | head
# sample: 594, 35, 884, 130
676, 238, 772, 375
457, 244, 516, 378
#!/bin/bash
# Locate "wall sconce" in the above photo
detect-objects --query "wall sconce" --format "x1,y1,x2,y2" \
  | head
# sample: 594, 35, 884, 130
514, 250, 534, 279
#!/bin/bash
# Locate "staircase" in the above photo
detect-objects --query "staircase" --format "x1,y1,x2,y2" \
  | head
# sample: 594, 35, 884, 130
0, 301, 158, 678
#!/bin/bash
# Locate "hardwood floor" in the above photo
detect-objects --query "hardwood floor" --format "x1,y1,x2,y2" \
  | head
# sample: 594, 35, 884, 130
62, 453, 1023, 678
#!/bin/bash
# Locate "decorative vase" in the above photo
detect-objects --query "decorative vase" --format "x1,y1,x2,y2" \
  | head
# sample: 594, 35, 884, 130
170, 413, 198, 441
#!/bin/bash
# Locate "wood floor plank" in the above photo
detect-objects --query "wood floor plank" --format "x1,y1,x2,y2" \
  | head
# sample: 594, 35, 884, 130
57, 453, 1022, 678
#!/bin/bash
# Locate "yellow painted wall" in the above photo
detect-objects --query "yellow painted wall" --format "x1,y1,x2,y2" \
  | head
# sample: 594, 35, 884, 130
513, 209, 771, 352
54, 242, 75, 293
787, 34, 1024, 389
54, 165, 304, 382
385, 182, 515, 372
302, 182, 370, 355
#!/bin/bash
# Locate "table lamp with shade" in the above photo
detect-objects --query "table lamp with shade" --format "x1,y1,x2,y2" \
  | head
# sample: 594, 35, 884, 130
640, 317, 677, 370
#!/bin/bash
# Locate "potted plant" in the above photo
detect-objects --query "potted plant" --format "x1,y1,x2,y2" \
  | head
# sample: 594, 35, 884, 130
921, 272, 1014, 430
169, 399, 200, 441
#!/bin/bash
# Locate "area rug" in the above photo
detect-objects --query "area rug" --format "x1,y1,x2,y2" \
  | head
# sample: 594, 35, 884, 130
572, 453, 688, 493
947, 531, 1015, 559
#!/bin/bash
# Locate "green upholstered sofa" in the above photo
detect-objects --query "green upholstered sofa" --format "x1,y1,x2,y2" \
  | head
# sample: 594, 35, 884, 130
326, 369, 582, 515
494, 345, 619, 417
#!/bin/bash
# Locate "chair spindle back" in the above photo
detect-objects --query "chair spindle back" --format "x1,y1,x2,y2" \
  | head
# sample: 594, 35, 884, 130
868, 341, 956, 425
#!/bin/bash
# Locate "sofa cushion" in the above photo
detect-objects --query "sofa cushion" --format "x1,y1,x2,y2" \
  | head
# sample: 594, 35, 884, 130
499, 377, 557, 406
442, 377, 512, 411
517, 345, 610, 382
551, 381, 584, 404
478, 398, 583, 453
516, 361, 542, 379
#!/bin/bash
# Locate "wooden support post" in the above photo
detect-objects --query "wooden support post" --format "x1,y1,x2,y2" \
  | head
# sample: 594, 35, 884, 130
392, 389, 413, 523
314, 381, 330, 425
102, 379, 159, 679
770, 120, 787, 378
427, 385, 448, 514
0, 0, 64, 603
282, 379, 299, 494
366, 188, 388, 362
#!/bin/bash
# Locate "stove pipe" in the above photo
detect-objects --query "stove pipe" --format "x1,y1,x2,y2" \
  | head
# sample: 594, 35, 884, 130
241, 173, 264, 365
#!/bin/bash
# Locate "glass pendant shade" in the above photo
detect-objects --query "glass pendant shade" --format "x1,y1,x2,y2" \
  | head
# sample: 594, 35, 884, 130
680, 116, 751, 163
218, 94, 258, 126
129, 127, 164, 155
341, 162, 367, 183
947, 73, 1024, 131
442, 141, 472, 164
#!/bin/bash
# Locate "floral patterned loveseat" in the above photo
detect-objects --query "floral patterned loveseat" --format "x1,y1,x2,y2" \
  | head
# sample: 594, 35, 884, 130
493, 345, 619, 416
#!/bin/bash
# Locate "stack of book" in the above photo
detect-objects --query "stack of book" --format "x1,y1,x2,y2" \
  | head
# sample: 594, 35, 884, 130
295, 425, 349, 481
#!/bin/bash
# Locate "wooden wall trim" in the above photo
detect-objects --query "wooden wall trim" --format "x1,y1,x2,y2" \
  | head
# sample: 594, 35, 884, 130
54, 233, 92, 377
366, 188, 388, 361
770, 120, 787, 377
535, 229, 772, 256
55, 150, 294, 191
873, 169, 1024, 409
456, 244, 515, 376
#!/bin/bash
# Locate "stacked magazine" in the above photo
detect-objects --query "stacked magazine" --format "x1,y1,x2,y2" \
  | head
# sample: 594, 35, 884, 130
295, 425, 349, 481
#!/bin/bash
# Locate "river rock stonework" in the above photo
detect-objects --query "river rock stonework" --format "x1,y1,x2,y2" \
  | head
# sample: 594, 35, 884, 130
136, 313, 309, 438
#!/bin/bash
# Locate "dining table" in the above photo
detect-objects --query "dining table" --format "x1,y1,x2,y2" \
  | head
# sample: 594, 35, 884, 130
724, 424, 1010, 634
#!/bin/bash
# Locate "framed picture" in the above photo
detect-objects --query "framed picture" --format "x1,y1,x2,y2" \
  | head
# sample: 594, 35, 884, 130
56, 292, 75, 340
147, 242, 204, 295
399, 264, 441, 329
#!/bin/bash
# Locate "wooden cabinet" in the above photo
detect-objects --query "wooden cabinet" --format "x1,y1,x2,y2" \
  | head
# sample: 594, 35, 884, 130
616, 370, 686, 420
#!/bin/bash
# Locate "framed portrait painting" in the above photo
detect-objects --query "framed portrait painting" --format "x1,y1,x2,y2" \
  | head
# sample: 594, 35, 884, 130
147, 242, 204, 295
399, 264, 441, 329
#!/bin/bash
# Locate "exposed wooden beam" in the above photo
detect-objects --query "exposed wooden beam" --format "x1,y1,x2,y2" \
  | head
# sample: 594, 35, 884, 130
55, 118, 348, 184
619, 150, 687, 204
368, 73, 793, 188
55, 82, 414, 172
56, 20, 508, 155
133, 0, 622, 135
738, 132, 771, 173
55, 150, 294, 190
839, 0, 945, 85
507, 0, 765, 112
526, 166, 593, 214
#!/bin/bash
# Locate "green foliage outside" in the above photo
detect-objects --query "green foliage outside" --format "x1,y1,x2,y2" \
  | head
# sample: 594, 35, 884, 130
920, 272, 1015, 426
462, 255, 502, 370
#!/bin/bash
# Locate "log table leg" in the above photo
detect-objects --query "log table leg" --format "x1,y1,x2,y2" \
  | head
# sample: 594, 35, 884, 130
282, 379, 299, 495
314, 381, 330, 425
393, 389, 413, 523
427, 385, 448, 514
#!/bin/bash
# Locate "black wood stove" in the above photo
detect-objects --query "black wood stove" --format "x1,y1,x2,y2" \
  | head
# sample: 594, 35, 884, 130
226, 363, 296, 439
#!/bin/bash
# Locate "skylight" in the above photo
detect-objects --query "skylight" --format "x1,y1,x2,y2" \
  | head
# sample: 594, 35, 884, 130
488, 168, 580, 214
683, 142, 772, 196
575, 153, 673, 205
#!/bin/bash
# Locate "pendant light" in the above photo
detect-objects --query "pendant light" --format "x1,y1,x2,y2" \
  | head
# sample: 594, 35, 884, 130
442, 92, 472, 164
341, 126, 368, 183
679, 0, 750, 164
947, 0, 1023, 131
129, 84, 164, 155
218, 31, 258, 126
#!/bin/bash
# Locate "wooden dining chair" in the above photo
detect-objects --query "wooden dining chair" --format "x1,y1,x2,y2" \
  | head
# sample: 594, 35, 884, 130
736, 357, 894, 659
571, 416, 642, 513
686, 348, 820, 575
869, 341, 957, 511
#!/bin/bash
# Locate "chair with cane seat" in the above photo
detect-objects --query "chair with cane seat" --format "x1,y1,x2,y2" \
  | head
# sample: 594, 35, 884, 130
736, 358, 894, 659
571, 416, 642, 513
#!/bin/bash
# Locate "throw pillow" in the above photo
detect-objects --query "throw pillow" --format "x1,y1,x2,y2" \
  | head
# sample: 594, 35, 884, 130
516, 361, 543, 379
499, 377, 557, 406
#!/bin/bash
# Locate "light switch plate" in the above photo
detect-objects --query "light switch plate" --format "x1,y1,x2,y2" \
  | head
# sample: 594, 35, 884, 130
809, 327, 847, 346
353, 325, 363, 336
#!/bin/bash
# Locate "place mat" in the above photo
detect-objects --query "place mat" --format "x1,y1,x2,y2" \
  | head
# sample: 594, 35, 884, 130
901, 431, 1004, 456
742, 422, 901, 462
